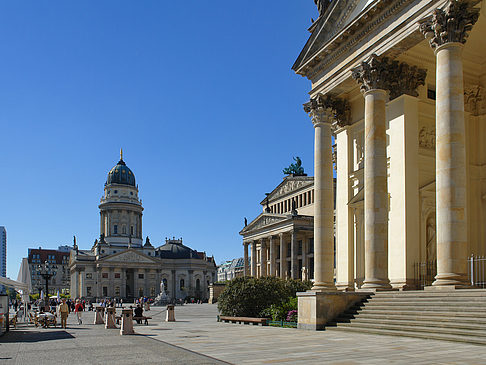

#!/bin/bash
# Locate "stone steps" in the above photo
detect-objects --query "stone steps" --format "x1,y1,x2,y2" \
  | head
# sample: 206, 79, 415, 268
328, 289, 486, 345
340, 312, 486, 324
326, 326, 486, 346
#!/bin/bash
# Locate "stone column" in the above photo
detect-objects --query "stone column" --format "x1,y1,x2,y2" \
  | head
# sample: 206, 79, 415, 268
279, 233, 285, 278
269, 236, 275, 276
250, 241, 257, 277
260, 239, 267, 276
302, 237, 307, 280
352, 55, 393, 290
243, 241, 249, 276
420, 2, 479, 287
290, 231, 298, 279
304, 98, 338, 290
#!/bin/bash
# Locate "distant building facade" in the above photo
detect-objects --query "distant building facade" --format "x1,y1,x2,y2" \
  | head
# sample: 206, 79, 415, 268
0, 227, 6, 293
240, 175, 317, 281
70, 152, 217, 301
28, 246, 72, 295
217, 258, 244, 281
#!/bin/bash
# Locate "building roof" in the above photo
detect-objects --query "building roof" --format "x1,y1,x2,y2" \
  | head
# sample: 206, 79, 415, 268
106, 157, 136, 187
28, 248, 70, 265
155, 240, 200, 259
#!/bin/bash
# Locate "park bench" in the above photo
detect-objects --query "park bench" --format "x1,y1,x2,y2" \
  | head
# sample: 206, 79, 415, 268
133, 316, 152, 325
115, 315, 152, 325
219, 316, 268, 326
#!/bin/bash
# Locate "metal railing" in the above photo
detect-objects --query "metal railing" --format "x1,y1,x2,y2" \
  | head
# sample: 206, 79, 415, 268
468, 255, 486, 288
414, 261, 437, 290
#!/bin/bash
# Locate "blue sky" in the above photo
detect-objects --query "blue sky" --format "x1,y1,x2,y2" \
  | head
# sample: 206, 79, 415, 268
0, 1, 318, 279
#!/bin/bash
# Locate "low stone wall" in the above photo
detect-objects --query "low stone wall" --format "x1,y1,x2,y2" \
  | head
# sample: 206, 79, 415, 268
208, 283, 226, 304
297, 291, 369, 330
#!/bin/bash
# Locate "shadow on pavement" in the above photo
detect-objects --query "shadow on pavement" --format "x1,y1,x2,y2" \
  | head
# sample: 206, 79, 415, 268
1, 330, 75, 343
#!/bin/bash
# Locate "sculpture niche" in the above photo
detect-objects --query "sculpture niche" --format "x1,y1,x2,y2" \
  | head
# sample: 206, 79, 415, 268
283, 157, 306, 176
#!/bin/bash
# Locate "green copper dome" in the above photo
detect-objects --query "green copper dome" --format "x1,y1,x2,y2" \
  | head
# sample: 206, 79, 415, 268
106, 157, 136, 187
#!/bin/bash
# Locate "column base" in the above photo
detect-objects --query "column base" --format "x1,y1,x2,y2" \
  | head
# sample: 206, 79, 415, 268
361, 279, 392, 291
311, 282, 337, 292
297, 290, 369, 330
431, 273, 469, 288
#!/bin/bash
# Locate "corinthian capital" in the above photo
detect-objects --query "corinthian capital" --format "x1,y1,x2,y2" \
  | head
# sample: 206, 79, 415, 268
351, 54, 393, 93
303, 94, 350, 128
352, 54, 426, 100
419, 0, 479, 49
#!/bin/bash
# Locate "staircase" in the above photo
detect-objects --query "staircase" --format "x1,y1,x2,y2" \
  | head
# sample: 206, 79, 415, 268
326, 289, 486, 345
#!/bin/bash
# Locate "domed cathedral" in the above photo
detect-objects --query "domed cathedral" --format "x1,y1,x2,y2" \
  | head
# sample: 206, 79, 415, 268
69, 151, 217, 302
99, 149, 143, 248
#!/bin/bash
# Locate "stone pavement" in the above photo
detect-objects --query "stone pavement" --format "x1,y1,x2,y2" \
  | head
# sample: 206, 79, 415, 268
0, 309, 226, 365
1, 304, 486, 364
136, 304, 486, 365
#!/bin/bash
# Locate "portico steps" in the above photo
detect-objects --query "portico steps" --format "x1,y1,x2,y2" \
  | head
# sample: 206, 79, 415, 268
326, 289, 486, 345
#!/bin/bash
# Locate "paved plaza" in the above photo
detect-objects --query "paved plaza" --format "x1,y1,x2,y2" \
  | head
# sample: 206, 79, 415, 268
1, 304, 486, 364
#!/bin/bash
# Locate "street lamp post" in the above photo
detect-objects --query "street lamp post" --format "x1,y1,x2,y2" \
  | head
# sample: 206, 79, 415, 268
36, 260, 57, 298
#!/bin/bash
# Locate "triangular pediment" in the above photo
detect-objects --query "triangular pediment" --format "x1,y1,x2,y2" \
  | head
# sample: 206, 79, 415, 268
263, 176, 314, 204
101, 249, 158, 264
240, 213, 288, 235
293, 0, 374, 72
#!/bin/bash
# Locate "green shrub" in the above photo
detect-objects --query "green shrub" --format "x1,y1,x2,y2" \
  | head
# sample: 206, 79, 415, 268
217, 276, 311, 318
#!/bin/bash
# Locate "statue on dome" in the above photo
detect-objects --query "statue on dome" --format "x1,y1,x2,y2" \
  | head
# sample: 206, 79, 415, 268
283, 157, 306, 176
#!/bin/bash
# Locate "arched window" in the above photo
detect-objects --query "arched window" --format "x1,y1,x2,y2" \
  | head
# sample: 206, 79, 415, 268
180, 279, 185, 291
113, 225, 118, 234
196, 278, 200, 291
162, 278, 168, 291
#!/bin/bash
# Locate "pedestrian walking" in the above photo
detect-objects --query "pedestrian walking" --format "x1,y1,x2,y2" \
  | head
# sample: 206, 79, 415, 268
74, 299, 84, 325
58, 299, 70, 329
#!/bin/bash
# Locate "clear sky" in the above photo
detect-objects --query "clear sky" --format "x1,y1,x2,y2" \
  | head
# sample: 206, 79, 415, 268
1, 1, 319, 279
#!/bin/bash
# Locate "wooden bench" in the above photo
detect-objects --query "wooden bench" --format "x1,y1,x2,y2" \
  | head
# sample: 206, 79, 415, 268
219, 316, 268, 326
133, 316, 152, 325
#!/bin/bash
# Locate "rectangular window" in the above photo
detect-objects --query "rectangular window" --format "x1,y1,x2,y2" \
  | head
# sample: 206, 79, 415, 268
86, 273, 92, 279
138, 273, 144, 279
114, 225, 118, 234
86, 286, 92, 296
427, 87, 436, 100
131, 226, 134, 235
103, 286, 108, 297
114, 273, 121, 279
115, 286, 120, 296
102, 273, 108, 279
150, 287, 155, 296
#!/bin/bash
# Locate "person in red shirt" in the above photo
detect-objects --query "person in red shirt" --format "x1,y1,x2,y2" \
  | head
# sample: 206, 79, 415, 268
74, 299, 84, 325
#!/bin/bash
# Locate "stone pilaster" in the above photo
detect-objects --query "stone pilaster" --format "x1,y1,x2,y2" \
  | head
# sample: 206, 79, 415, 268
420, 0, 479, 287
243, 241, 249, 277
269, 236, 275, 276
304, 96, 342, 291
250, 241, 257, 277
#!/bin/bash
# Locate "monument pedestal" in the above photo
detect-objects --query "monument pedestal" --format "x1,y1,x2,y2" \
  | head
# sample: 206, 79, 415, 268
297, 291, 368, 330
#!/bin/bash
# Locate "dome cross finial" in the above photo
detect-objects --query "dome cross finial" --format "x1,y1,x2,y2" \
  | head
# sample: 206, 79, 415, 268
120, 148, 123, 161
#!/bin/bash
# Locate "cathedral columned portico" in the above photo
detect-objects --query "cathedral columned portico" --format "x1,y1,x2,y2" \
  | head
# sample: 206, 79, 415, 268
291, 0, 486, 329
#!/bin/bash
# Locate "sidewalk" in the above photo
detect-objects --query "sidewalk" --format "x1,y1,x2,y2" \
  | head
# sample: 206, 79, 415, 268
0, 309, 225, 365
1, 304, 485, 364
137, 304, 486, 365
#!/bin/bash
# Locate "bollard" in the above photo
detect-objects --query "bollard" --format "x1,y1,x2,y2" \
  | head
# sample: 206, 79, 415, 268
94, 306, 105, 325
166, 304, 175, 322
120, 308, 134, 335
105, 307, 117, 329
